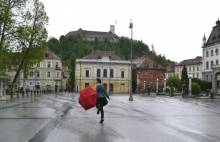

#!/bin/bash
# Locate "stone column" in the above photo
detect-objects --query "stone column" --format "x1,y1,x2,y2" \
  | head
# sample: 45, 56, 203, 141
156, 78, 159, 94
164, 78, 166, 93
189, 77, 192, 96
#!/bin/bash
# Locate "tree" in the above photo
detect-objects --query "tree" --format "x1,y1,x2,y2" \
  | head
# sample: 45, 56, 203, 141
167, 75, 181, 91
9, 0, 48, 97
181, 65, 189, 96
0, 0, 27, 72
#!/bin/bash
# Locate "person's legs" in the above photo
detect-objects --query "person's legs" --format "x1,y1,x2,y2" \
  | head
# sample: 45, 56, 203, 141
100, 106, 104, 123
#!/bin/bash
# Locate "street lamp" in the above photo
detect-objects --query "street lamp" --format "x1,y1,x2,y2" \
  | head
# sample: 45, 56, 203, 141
129, 19, 134, 101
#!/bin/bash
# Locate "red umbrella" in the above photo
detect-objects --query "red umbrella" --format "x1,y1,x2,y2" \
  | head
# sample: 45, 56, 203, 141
79, 86, 97, 110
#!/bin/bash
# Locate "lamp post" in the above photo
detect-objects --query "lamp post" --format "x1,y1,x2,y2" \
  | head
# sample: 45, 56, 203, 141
129, 19, 134, 101
156, 78, 159, 94
188, 74, 192, 96
144, 80, 146, 94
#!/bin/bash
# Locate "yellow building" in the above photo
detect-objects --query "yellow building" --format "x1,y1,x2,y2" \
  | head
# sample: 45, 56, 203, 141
75, 51, 131, 94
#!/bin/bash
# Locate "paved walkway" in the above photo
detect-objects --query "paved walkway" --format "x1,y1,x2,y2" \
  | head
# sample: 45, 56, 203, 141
0, 94, 220, 142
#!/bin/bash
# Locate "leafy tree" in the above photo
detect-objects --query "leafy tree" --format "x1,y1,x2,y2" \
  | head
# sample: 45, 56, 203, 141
181, 65, 189, 95
9, 0, 48, 97
0, 0, 27, 72
167, 75, 181, 91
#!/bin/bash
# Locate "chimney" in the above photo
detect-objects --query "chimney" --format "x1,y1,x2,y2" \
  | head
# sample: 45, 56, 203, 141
110, 25, 115, 34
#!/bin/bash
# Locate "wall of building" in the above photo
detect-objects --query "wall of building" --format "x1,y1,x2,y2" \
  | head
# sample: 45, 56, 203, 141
75, 61, 131, 94
19, 59, 62, 92
202, 44, 220, 81
175, 64, 202, 79
133, 69, 165, 93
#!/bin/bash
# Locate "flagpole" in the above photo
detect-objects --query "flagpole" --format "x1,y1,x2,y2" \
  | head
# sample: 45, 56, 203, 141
129, 20, 134, 101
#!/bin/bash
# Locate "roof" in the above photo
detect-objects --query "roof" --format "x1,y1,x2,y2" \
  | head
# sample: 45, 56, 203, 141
204, 20, 220, 47
176, 56, 202, 66
166, 63, 175, 72
132, 57, 166, 70
45, 49, 60, 60
65, 28, 119, 41
83, 51, 122, 60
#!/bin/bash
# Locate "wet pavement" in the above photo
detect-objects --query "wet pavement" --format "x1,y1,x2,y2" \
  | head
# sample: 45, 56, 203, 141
0, 93, 220, 142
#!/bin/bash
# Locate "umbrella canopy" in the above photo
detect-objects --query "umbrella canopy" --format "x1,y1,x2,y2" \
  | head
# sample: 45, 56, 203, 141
79, 86, 97, 110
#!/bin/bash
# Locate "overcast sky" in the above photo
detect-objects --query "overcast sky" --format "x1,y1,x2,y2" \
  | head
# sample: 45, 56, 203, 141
40, 0, 220, 62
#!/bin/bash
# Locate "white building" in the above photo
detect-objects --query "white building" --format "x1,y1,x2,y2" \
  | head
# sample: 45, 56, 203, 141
19, 49, 62, 92
202, 20, 220, 82
175, 56, 202, 79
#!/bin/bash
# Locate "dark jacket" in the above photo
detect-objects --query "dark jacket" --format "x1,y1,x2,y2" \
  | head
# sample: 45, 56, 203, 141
96, 84, 109, 99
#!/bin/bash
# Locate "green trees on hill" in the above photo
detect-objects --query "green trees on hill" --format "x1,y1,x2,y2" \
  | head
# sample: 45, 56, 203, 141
48, 35, 173, 91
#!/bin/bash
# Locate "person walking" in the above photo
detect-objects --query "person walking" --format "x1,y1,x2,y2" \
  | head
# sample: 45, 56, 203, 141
96, 78, 109, 124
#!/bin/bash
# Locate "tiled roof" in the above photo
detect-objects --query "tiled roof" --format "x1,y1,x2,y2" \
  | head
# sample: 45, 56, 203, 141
83, 51, 122, 60
133, 57, 166, 70
176, 56, 202, 66
45, 49, 60, 60
204, 20, 220, 47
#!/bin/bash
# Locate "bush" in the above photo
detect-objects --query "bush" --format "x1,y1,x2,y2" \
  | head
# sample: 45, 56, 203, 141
192, 78, 212, 91
191, 82, 201, 95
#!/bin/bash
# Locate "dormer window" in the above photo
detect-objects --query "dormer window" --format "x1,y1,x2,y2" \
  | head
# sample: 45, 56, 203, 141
45, 53, 49, 58
97, 56, 101, 59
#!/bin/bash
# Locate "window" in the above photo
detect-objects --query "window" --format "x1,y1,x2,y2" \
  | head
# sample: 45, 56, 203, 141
216, 60, 219, 66
110, 69, 114, 78
57, 72, 60, 78
189, 67, 191, 72
197, 66, 199, 71
30, 71, 33, 77
206, 51, 209, 57
206, 75, 208, 80
211, 50, 214, 56
97, 69, 101, 77
121, 71, 125, 78
193, 66, 195, 71
36, 71, 40, 78
37, 63, 40, 67
56, 62, 59, 68
47, 61, 51, 68
197, 73, 199, 78
216, 49, 219, 55
85, 70, 89, 77
30, 82, 32, 85
103, 69, 107, 78
47, 72, 50, 78
211, 61, 214, 68
193, 73, 195, 78
206, 61, 209, 69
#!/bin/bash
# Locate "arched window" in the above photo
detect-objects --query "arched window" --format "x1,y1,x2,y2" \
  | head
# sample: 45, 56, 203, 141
206, 61, 209, 69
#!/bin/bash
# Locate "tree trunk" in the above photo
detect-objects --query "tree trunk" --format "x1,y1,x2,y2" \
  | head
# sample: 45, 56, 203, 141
9, 48, 31, 98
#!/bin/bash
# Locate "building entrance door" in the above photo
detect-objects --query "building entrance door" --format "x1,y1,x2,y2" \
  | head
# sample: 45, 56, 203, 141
110, 83, 113, 93
216, 74, 220, 94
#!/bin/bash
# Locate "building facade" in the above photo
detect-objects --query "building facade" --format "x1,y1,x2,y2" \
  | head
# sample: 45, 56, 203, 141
19, 49, 62, 92
66, 25, 119, 43
132, 57, 166, 93
202, 20, 220, 82
175, 56, 202, 79
75, 51, 131, 94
